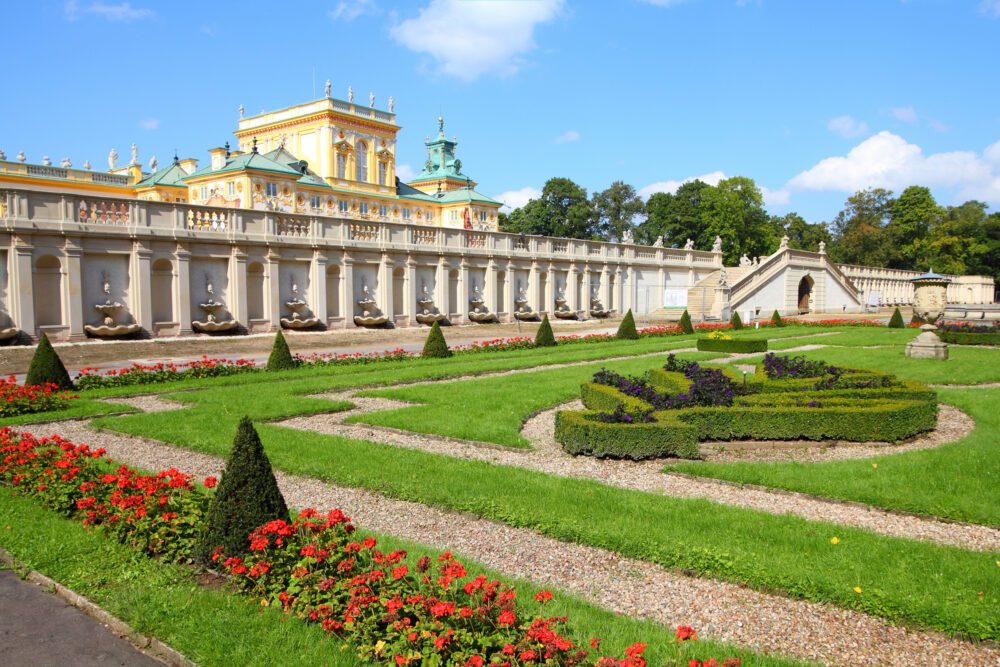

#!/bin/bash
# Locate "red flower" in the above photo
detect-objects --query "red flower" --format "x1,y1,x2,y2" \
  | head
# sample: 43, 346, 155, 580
203, 476, 217, 488
676, 626, 698, 642
534, 589, 553, 603
498, 610, 516, 626
465, 656, 484, 667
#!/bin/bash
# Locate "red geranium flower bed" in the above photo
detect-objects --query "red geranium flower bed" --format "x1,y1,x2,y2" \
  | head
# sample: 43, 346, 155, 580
0, 376, 77, 418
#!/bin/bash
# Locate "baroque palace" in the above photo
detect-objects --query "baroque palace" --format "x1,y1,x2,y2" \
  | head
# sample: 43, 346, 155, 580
0, 90, 994, 342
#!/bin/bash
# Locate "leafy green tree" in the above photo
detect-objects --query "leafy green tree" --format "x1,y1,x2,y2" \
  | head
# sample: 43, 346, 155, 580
886, 186, 942, 269
266, 330, 297, 371
925, 201, 992, 277
534, 315, 557, 347
592, 181, 645, 242
616, 309, 639, 340
501, 178, 596, 239
637, 180, 712, 247
25, 334, 74, 390
421, 321, 452, 358
197, 417, 290, 562
771, 212, 832, 252
700, 177, 774, 264
828, 188, 894, 267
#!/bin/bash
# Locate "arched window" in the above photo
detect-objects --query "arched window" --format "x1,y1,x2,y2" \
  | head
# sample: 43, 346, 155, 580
356, 141, 368, 182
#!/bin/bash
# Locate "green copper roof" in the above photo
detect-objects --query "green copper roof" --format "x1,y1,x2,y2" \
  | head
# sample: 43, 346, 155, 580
435, 188, 502, 206
395, 179, 438, 202
183, 149, 302, 181
411, 116, 468, 183
136, 160, 189, 188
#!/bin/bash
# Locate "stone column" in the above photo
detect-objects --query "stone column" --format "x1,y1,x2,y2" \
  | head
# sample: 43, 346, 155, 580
266, 250, 281, 330
435, 255, 448, 317
600, 265, 610, 312
504, 261, 516, 321
404, 255, 417, 326
131, 240, 153, 331
63, 239, 84, 341
544, 262, 555, 315
341, 253, 354, 328
457, 259, 469, 323
582, 265, 592, 314
657, 266, 667, 309
175, 245, 192, 335
229, 247, 249, 326
311, 250, 328, 324
567, 264, 579, 312
9, 236, 35, 336
529, 261, 540, 314
378, 253, 392, 320
485, 259, 497, 316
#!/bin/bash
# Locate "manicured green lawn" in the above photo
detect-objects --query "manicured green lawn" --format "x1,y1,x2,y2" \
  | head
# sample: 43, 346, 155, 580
0, 489, 801, 667
0, 397, 135, 427
352, 353, 717, 447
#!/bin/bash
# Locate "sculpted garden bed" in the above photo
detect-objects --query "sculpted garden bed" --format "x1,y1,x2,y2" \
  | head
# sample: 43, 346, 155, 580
694, 332, 768, 354
936, 323, 1000, 346
555, 354, 938, 460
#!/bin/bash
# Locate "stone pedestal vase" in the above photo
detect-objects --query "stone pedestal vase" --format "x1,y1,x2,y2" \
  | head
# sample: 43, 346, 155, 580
905, 324, 948, 360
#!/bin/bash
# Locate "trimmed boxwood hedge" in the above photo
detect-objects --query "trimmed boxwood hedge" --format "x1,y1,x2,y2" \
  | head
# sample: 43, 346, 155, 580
556, 359, 938, 460
695, 337, 768, 353
938, 331, 1000, 346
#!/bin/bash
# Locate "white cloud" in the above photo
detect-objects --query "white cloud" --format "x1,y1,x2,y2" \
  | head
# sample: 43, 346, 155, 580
553, 130, 580, 144
493, 186, 542, 213
138, 117, 160, 131
761, 186, 791, 208
329, 0, 375, 21
396, 163, 416, 182
65, 1, 153, 21
638, 170, 726, 199
390, 0, 563, 81
978, 0, 1000, 17
891, 106, 919, 124
788, 131, 1000, 204
827, 115, 869, 139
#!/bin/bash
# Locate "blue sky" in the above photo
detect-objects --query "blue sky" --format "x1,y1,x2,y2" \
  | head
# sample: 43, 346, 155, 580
3, 0, 999, 223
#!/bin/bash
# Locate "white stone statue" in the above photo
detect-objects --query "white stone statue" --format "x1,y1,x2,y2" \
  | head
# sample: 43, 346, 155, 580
16, 151, 26, 163
653, 235, 664, 247
83, 160, 92, 170
108, 148, 118, 170
779, 234, 789, 250
130, 143, 138, 166
0, 148, 5, 160
818, 240, 827, 255
739, 253, 751, 267
291, 280, 299, 295
61, 157, 72, 168
753, 256, 760, 266
324, 79, 331, 97
683, 238, 694, 250
348, 86, 354, 103
388, 96, 394, 112
102, 272, 111, 295
149, 155, 158, 172
206, 276, 214, 296
718, 268, 728, 287
712, 236, 722, 253
369, 91, 375, 108
239, 104, 245, 119
621, 229, 634, 244
42, 156, 51, 166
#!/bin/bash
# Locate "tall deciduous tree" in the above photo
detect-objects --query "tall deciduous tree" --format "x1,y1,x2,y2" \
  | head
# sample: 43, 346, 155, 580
592, 181, 645, 242
637, 180, 711, 247
699, 176, 773, 264
770, 212, 832, 252
828, 188, 895, 267
500, 178, 596, 239
887, 186, 941, 269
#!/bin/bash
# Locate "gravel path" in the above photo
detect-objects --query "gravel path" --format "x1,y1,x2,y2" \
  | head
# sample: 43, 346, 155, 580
274, 394, 998, 552
19, 419, 1000, 667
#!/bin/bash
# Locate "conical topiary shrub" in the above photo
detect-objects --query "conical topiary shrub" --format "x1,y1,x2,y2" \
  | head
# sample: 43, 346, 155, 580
535, 315, 557, 347
730, 311, 744, 330
266, 330, 297, 371
888, 307, 905, 329
422, 321, 452, 358
771, 310, 785, 327
25, 334, 74, 390
197, 417, 290, 563
616, 309, 639, 340
679, 309, 694, 335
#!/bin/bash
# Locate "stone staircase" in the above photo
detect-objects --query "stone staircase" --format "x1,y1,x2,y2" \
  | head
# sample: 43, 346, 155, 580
687, 266, 753, 320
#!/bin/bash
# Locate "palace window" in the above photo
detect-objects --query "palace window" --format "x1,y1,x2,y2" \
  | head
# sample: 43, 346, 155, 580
379, 204, 387, 217
359, 202, 369, 215
265, 182, 278, 197
478, 210, 487, 222
310, 195, 321, 210
356, 141, 368, 182
450, 209, 459, 222
199, 186, 208, 201
402, 207, 411, 221
378, 162, 387, 186
338, 200, 349, 213
336, 153, 346, 179
227, 181, 235, 197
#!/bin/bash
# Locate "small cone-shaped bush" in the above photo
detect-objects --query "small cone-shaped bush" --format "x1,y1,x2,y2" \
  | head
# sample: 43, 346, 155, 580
730, 311, 744, 330
535, 315, 557, 347
266, 330, 297, 371
888, 307, 905, 329
197, 417, 290, 562
422, 321, 452, 358
771, 310, 785, 327
616, 309, 639, 340
25, 334, 74, 390
679, 309, 694, 335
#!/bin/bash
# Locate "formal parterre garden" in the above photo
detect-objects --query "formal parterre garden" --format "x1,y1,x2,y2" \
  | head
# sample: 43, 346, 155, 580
2, 312, 999, 666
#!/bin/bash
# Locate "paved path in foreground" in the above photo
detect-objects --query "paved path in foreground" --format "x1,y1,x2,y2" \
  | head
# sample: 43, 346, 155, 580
0, 569, 164, 667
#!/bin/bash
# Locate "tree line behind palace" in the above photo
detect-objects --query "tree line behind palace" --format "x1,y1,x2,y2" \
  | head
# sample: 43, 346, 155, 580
499, 177, 1000, 282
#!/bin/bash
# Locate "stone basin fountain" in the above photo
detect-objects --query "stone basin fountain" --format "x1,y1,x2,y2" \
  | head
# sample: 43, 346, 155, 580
84, 273, 141, 337
553, 288, 577, 320
280, 280, 320, 329
191, 277, 238, 333
0, 318, 19, 341
415, 284, 446, 325
589, 289, 610, 318
513, 286, 539, 321
354, 284, 388, 327
467, 284, 496, 323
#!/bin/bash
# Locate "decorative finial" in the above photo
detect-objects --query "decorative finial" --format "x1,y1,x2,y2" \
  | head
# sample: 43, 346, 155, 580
108, 147, 118, 170
61, 157, 72, 168
224, 141, 230, 158
348, 86, 354, 103
238, 103, 245, 119
324, 79, 331, 97
173, 151, 179, 164
252, 137, 258, 153
42, 155, 52, 166
149, 155, 158, 172
388, 96, 394, 113
83, 160, 92, 170
16, 151, 26, 163
130, 143, 138, 166
438, 116, 444, 133
369, 91, 375, 108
